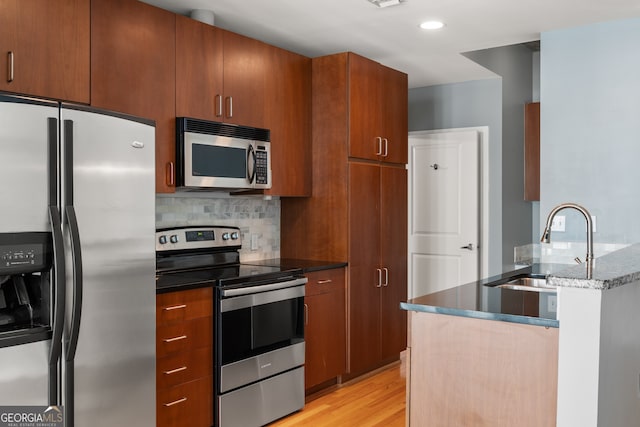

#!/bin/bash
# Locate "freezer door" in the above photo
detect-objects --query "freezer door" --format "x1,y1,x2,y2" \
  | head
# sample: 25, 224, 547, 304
0, 96, 58, 233
0, 96, 60, 406
0, 341, 49, 405
60, 107, 156, 427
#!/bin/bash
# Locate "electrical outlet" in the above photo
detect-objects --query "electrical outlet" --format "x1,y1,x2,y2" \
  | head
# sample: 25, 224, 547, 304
551, 216, 565, 232
591, 215, 597, 232
250, 233, 259, 251
548, 295, 557, 313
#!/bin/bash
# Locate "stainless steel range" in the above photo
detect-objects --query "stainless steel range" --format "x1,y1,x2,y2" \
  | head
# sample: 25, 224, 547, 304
156, 226, 306, 427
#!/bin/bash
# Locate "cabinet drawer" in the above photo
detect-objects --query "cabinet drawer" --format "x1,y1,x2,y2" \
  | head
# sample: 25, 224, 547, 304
157, 376, 213, 427
305, 268, 345, 297
157, 316, 212, 358
157, 287, 213, 324
157, 345, 212, 389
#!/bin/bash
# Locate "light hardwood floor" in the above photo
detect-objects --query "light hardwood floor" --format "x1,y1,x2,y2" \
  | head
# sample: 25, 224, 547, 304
270, 363, 406, 427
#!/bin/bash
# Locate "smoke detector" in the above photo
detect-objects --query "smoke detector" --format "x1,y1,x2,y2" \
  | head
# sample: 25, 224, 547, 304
368, 0, 405, 8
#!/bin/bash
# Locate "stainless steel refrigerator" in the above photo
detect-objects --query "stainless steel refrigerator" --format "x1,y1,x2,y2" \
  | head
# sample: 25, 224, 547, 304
0, 94, 156, 426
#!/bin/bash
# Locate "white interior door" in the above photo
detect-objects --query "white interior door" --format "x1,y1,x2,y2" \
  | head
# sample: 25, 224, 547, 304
409, 130, 480, 298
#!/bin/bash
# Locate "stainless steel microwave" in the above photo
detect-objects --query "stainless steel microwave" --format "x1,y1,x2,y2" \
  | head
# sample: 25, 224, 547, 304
176, 117, 271, 190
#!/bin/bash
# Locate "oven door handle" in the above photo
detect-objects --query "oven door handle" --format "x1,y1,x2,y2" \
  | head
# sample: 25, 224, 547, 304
221, 277, 307, 298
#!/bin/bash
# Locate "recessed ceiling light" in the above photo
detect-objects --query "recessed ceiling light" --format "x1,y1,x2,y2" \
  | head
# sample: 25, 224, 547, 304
420, 20, 445, 30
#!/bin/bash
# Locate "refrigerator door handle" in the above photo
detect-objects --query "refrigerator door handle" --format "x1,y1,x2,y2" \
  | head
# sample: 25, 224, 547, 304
63, 118, 82, 427
47, 117, 64, 406
48, 206, 65, 405
63, 119, 83, 361
64, 205, 83, 361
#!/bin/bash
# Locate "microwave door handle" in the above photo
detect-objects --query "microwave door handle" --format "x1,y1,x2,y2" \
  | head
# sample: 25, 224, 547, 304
247, 144, 256, 184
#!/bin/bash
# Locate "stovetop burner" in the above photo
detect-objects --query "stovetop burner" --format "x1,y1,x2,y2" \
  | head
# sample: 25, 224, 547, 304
155, 226, 302, 292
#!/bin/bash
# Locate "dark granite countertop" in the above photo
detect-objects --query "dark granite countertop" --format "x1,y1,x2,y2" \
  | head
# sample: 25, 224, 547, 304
241, 258, 347, 273
400, 264, 567, 328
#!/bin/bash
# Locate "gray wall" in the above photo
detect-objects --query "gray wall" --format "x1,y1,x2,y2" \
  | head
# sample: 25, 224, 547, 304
408, 78, 503, 275
464, 44, 534, 270
540, 18, 640, 245
409, 44, 536, 273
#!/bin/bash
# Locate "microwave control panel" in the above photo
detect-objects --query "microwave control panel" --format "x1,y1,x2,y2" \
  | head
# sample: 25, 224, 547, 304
255, 148, 268, 185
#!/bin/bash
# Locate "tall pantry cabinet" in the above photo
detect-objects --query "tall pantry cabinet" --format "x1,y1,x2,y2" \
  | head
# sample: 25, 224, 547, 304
281, 52, 408, 377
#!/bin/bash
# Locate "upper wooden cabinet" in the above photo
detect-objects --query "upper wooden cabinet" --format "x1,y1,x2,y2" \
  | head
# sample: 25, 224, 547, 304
524, 102, 540, 201
176, 16, 310, 196
221, 30, 267, 129
0, 0, 89, 103
175, 18, 266, 129
90, 0, 176, 193
175, 14, 222, 121
349, 53, 408, 164
263, 46, 311, 197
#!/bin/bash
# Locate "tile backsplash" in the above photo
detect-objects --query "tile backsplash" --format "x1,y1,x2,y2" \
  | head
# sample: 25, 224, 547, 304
156, 193, 280, 261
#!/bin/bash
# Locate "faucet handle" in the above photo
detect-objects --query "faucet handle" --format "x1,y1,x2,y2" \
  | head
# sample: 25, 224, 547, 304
574, 257, 583, 264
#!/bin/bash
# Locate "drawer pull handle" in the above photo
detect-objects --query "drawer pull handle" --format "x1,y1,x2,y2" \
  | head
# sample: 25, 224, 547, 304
163, 335, 187, 343
316, 279, 333, 284
164, 397, 187, 407
163, 304, 187, 311
163, 366, 187, 375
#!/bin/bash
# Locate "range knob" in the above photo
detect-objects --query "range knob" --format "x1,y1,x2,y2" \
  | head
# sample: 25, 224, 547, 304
231, 232, 239, 240
222, 232, 230, 241
170, 235, 179, 244
158, 235, 167, 245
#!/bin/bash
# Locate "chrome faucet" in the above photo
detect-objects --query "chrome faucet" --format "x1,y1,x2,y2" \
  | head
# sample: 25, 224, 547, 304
541, 203, 594, 263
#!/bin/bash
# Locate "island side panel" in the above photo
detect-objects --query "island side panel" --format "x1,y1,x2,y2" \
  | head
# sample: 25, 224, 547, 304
598, 282, 640, 425
408, 311, 558, 427
556, 287, 602, 427
557, 282, 640, 427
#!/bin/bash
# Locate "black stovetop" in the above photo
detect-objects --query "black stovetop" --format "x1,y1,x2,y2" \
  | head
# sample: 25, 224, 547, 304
156, 262, 303, 292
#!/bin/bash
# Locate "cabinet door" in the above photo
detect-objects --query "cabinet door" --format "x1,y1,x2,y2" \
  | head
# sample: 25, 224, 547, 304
222, 30, 266, 128
379, 165, 407, 360
348, 53, 383, 162
175, 15, 223, 121
381, 65, 408, 164
91, 0, 176, 193
348, 162, 382, 374
0, 0, 89, 103
304, 269, 346, 389
524, 102, 540, 201
263, 46, 312, 197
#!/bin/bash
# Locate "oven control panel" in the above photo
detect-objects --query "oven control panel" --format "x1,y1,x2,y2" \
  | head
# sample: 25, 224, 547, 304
156, 226, 241, 252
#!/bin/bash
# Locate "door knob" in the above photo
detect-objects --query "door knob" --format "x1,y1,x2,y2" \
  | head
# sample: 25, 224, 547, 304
460, 243, 473, 250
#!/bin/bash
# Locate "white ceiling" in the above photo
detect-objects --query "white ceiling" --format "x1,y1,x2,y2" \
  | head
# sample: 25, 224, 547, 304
142, 0, 640, 88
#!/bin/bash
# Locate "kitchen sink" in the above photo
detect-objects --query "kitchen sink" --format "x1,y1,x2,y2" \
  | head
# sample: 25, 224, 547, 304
495, 277, 556, 293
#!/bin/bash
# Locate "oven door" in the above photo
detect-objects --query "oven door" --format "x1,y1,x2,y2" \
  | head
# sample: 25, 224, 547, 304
217, 277, 306, 393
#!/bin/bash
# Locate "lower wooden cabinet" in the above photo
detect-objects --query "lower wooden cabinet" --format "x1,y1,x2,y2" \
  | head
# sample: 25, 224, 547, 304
156, 288, 213, 427
157, 376, 212, 427
304, 268, 346, 391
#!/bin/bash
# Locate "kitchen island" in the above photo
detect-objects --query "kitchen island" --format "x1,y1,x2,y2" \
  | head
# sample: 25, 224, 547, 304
402, 243, 640, 427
